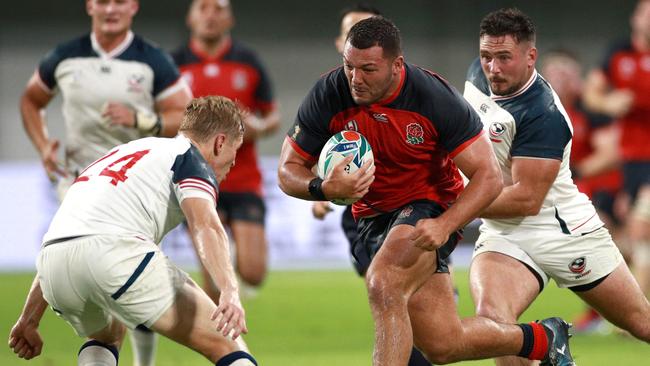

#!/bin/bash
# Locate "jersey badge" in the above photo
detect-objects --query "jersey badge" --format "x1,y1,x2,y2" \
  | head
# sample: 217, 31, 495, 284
204, 63, 220, 77
233, 70, 248, 91
398, 205, 413, 219
489, 122, 506, 141
405, 123, 424, 145
127, 73, 145, 93
345, 120, 358, 131
618, 57, 635, 79
291, 125, 301, 140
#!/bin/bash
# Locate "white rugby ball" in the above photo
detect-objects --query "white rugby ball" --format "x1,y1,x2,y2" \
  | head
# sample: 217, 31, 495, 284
317, 130, 374, 205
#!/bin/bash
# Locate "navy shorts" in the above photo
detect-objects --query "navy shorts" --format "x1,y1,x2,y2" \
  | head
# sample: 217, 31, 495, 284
622, 161, 650, 202
352, 200, 462, 276
217, 192, 266, 225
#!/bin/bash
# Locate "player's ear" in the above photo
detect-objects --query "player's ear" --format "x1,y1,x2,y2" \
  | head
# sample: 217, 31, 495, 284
527, 46, 538, 67
392, 56, 404, 73
213, 134, 226, 156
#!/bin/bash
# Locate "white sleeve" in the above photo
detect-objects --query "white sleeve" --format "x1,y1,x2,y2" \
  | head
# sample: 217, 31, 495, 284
173, 177, 217, 206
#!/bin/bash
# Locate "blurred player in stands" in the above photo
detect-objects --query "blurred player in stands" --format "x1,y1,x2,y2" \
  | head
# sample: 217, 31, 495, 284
464, 8, 650, 365
19, 0, 191, 364
9, 96, 255, 366
172, 0, 279, 301
542, 49, 625, 333
280, 16, 575, 366
583, 0, 650, 303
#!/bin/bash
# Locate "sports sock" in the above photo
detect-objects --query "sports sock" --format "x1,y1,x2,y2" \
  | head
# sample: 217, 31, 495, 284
517, 322, 549, 360
130, 327, 157, 366
215, 350, 258, 366
78, 340, 118, 366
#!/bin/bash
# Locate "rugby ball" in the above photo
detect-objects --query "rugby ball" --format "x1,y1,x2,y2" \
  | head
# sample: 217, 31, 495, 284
317, 130, 374, 205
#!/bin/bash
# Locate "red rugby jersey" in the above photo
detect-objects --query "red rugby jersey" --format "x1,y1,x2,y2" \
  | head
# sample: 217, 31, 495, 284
567, 104, 621, 197
601, 40, 650, 161
172, 37, 275, 195
288, 64, 483, 218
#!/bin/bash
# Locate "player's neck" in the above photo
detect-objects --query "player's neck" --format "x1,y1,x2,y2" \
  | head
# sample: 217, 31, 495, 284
632, 32, 650, 52
93, 30, 131, 54
192, 35, 231, 57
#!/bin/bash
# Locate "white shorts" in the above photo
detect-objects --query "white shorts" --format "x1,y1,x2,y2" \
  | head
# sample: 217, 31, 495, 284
472, 227, 624, 289
37, 235, 188, 337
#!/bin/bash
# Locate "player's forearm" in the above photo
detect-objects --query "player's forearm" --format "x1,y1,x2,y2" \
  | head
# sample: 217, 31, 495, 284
442, 165, 502, 231
243, 109, 281, 141
158, 108, 184, 137
480, 184, 542, 218
20, 95, 50, 155
278, 161, 318, 200
191, 226, 238, 293
18, 276, 48, 327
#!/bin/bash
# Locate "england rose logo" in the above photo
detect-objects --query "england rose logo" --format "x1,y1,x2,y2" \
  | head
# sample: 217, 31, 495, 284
406, 123, 424, 145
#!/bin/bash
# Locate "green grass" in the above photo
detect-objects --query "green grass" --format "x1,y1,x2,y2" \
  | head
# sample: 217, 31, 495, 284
1, 270, 648, 365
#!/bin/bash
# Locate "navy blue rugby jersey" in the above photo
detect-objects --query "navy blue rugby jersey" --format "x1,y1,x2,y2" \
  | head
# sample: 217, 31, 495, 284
288, 63, 484, 218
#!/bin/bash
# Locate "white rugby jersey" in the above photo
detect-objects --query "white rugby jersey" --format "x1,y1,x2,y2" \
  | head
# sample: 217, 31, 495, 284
463, 58, 603, 235
37, 31, 186, 173
43, 135, 217, 245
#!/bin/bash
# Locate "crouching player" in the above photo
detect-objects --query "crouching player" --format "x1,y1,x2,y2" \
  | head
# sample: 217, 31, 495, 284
8, 96, 256, 366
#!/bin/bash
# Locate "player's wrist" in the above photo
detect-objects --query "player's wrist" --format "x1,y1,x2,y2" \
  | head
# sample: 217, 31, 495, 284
308, 177, 327, 201
134, 111, 163, 136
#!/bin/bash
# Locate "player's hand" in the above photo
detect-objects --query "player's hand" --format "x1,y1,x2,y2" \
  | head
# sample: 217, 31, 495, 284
322, 156, 375, 201
410, 218, 451, 251
8, 319, 43, 360
604, 89, 634, 118
312, 201, 334, 219
101, 102, 136, 128
211, 290, 248, 340
40, 139, 66, 181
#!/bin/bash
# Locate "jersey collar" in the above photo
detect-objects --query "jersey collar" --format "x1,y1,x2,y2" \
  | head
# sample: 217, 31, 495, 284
91, 30, 134, 59
189, 36, 232, 61
490, 69, 537, 101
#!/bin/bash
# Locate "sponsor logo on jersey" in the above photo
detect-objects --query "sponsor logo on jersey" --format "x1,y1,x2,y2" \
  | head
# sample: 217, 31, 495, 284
345, 120, 359, 131
568, 257, 586, 274
405, 123, 424, 145
398, 205, 413, 219
480, 103, 489, 113
372, 113, 389, 123
233, 70, 248, 91
100, 65, 111, 74
619, 57, 636, 79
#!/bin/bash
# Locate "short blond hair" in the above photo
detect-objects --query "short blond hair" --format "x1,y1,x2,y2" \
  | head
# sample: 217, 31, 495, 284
179, 96, 244, 143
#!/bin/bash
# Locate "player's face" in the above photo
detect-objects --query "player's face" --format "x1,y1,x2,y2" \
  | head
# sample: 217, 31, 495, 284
632, 0, 650, 41
86, 0, 138, 37
479, 34, 537, 96
335, 12, 375, 54
343, 43, 403, 106
542, 57, 582, 104
187, 0, 234, 42
213, 133, 243, 182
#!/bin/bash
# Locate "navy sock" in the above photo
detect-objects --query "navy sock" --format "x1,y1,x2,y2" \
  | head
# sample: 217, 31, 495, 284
215, 350, 257, 366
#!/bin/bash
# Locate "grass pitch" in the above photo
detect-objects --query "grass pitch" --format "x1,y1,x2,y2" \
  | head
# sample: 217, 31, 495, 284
1, 269, 648, 365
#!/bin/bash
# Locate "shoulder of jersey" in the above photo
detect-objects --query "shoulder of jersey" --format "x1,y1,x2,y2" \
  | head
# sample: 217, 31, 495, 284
50, 34, 94, 59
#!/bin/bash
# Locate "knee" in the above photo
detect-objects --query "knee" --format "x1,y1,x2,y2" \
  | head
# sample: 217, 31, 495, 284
237, 264, 267, 287
624, 316, 650, 343
365, 270, 405, 311
474, 301, 517, 324
419, 342, 459, 365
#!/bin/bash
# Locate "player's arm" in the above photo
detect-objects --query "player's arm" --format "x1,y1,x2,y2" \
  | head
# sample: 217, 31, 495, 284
8, 275, 45, 360
20, 72, 64, 178
181, 197, 247, 339
277, 138, 374, 201
574, 125, 620, 178
411, 134, 502, 250
154, 88, 192, 137
242, 105, 281, 141
582, 69, 634, 118
480, 157, 560, 218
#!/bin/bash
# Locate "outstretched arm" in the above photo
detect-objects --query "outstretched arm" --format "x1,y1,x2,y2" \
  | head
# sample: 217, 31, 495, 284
181, 197, 247, 340
8, 275, 46, 360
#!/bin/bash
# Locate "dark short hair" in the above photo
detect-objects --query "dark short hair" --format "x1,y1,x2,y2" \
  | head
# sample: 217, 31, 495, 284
339, 3, 382, 22
479, 8, 536, 44
347, 16, 402, 58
